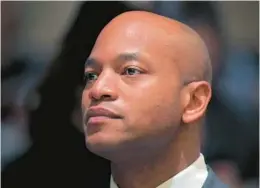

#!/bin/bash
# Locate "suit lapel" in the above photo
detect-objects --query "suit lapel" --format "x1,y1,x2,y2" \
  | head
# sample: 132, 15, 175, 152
202, 166, 229, 188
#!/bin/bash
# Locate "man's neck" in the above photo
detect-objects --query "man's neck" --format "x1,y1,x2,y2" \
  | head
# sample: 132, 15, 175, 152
111, 129, 201, 188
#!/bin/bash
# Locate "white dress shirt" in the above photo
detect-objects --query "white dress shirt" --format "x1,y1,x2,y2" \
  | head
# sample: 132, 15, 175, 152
110, 154, 208, 188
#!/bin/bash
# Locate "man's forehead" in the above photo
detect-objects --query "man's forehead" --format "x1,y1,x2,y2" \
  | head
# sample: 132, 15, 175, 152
94, 26, 158, 50
90, 25, 173, 66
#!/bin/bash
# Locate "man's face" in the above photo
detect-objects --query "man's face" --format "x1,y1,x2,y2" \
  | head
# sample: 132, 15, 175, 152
82, 22, 184, 159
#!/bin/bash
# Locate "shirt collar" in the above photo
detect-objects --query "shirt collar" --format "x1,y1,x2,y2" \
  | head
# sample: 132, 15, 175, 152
110, 154, 208, 188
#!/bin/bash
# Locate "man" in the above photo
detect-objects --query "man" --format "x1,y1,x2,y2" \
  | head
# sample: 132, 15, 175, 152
81, 11, 228, 188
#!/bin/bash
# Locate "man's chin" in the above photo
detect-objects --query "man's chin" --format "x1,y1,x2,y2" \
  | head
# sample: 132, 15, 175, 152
85, 135, 125, 160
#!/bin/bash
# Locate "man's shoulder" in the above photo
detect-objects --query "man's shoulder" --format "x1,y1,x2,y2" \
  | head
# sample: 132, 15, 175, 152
202, 166, 229, 188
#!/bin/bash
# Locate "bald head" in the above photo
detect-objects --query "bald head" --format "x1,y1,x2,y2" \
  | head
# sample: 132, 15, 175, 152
94, 10, 212, 84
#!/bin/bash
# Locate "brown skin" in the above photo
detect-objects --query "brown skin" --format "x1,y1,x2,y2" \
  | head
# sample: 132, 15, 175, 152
82, 11, 212, 188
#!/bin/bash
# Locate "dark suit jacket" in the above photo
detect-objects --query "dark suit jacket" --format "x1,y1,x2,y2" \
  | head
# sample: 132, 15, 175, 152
202, 167, 229, 188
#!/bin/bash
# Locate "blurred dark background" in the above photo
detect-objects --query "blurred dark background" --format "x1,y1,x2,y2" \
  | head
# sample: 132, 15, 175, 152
1, 1, 259, 188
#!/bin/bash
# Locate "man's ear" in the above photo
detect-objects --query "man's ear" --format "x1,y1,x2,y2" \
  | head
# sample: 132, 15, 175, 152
181, 81, 212, 124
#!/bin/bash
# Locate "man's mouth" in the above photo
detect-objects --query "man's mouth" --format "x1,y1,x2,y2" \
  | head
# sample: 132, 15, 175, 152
85, 106, 122, 125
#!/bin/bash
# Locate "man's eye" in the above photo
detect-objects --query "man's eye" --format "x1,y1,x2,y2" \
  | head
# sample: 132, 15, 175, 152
84, 72, 98, 83
123, 67, 142, 76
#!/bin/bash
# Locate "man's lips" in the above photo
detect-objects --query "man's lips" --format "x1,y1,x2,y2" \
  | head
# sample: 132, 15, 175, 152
85, 107, 122, 125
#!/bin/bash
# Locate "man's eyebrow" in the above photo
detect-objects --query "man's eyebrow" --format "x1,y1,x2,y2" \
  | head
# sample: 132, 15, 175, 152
84, 58, 99, 68
115, 52, 139, 62
84, 52, 140, 68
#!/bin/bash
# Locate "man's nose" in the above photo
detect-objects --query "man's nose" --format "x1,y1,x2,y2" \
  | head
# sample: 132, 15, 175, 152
88, 71, 118, 102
